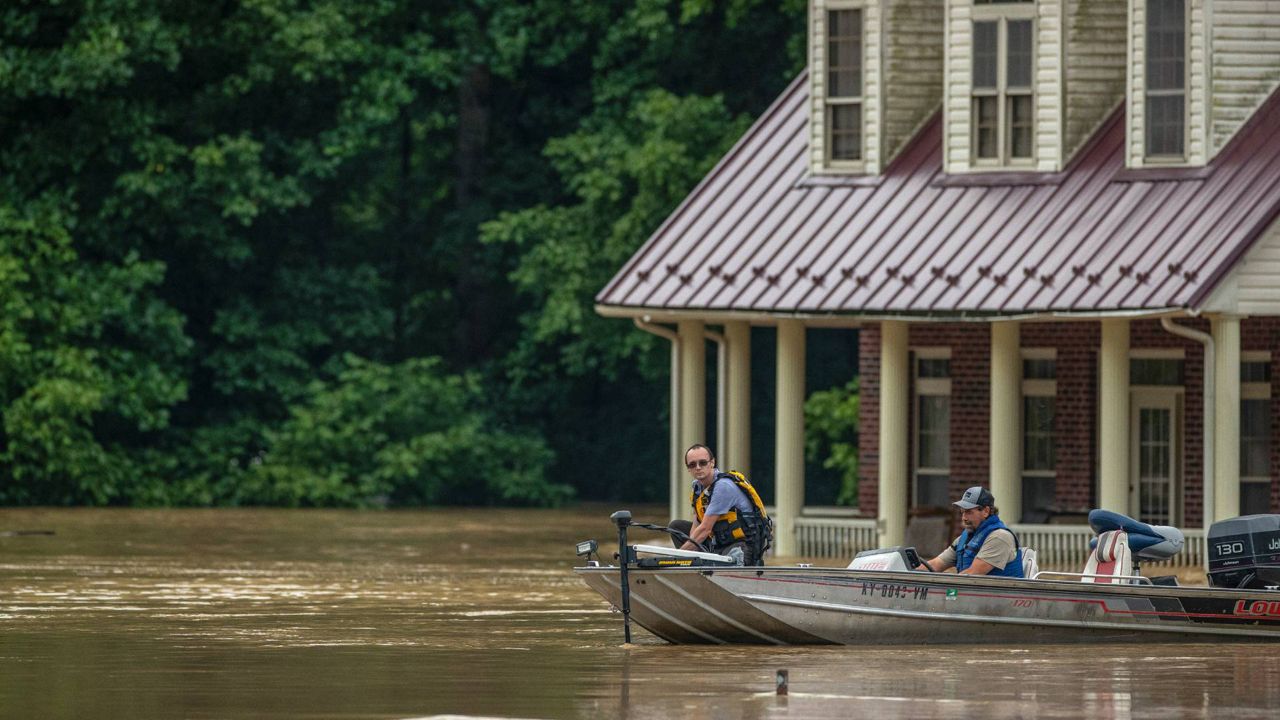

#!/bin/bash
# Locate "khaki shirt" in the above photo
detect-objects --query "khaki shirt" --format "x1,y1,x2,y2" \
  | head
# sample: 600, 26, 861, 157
935, 529, 1017, 571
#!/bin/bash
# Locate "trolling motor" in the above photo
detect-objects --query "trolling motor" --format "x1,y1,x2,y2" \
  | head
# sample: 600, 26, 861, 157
610, 510, 634, 644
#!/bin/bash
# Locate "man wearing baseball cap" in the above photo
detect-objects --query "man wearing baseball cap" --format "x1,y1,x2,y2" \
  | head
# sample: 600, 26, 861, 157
915, 486, 1025, 578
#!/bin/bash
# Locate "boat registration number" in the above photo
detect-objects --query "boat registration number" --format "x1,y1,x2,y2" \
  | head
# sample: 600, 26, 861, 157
860, 581, 931, 600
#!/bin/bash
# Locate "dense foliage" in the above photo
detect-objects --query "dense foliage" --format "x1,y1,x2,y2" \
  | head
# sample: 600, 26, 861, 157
0, 0, 813, 506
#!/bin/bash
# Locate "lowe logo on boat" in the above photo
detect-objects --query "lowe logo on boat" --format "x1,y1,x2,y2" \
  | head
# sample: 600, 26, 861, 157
1233, 600, 1280, 617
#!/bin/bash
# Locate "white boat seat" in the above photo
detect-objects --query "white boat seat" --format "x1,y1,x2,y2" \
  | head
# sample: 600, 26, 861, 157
1020, 546, 1039, 579
1081, 530, 1133, 584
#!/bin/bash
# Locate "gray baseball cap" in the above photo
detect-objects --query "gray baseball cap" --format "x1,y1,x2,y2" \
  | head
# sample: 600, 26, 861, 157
953, 486, 995, 509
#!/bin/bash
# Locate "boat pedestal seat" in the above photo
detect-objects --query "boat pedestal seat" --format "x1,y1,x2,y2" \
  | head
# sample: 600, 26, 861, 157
1082, 530, 1134, 584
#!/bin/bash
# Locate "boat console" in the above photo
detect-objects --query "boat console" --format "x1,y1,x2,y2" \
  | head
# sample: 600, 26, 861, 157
847, 546, 926, 571
1207, 515, 1280, 590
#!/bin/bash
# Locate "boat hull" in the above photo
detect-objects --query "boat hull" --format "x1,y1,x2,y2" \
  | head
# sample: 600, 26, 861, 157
575, 566, 1280, 644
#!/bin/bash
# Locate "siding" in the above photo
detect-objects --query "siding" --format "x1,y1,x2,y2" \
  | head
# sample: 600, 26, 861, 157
1211, 0, 1280, 156
810, 0, 883, 174
1063, 0, 1127, 161
1236, 216, 1280, 315
944, 0, 1065, 173
1128, 0, 1209, 167
882, 1, 945, 164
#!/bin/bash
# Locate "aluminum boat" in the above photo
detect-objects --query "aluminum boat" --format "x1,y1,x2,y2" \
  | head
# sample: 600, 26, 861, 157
574, 511, 1280, 644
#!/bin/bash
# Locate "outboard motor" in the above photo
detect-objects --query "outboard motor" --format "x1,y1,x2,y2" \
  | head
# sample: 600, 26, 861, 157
1088, 509, 1185, 561
1207, 515, 1280, 590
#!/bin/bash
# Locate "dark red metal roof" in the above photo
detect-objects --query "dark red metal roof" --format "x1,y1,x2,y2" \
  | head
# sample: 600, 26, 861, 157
596, 72, 1280, 316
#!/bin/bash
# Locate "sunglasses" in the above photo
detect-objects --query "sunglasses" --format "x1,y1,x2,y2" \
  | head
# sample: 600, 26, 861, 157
685, 459, 712, 469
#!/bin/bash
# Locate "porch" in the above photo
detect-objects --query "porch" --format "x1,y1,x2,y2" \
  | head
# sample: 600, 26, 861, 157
794, 509, 1208, 568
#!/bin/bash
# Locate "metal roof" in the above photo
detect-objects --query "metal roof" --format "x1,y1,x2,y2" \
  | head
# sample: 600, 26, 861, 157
596, 73, 1280, 317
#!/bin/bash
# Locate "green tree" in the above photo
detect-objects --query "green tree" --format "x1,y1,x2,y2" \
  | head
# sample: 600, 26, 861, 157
805, 378, 860, 506
244, 355, 565, 507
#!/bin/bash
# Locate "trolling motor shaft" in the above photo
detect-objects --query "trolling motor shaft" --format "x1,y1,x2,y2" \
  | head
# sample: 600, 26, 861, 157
610, 510, 633, 644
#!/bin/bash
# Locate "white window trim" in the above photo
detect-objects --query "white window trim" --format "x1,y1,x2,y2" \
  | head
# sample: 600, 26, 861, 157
824, 1, 867, 171
970, 3, 1037, 168
1142, 0, 1190, 164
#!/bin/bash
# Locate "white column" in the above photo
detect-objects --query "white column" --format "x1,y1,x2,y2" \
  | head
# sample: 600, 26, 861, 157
879, 321, 909, 547
677, 320, 706, 521
990, 321, 1021, 520
724, 321, 752, 475
1099, 319, 1130, 514
775, 319, 806, 556
1213, 316, 1241, 522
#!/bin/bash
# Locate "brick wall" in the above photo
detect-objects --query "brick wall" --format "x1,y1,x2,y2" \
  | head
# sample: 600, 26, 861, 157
858, 324, 882, 516
856, 317, 1280, 524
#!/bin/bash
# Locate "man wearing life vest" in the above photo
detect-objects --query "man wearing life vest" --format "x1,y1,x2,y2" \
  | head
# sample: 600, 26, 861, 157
916, 486, 1025, 578
670, 444, 772, 566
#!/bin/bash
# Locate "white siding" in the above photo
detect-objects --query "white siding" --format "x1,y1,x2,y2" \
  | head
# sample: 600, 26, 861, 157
1035, 0, 1064, 171
944, 1, 973, 171
1128, 0, 1209, 168
943, 0, 1065, 174
1210, 0, 1280, 157
882, 1, 945, 164
1236, 216, 1280, 315
1063, 0, 1127, 160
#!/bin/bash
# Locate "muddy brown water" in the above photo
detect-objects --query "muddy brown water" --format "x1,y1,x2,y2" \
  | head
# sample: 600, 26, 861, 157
2, 506, 1278, 719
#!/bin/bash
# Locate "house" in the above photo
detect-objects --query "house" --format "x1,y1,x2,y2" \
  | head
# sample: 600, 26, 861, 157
595, 0, 1280, 562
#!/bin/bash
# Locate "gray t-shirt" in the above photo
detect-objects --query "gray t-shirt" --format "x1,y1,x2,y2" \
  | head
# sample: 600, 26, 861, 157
696, 473, 754, 518
936, 528, 1017, 571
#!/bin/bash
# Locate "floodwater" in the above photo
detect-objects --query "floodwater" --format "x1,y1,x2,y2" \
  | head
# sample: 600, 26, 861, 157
2, 506, 1279, 720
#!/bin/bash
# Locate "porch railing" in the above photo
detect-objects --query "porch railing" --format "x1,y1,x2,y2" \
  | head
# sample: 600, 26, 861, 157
793, 508, 1207, 568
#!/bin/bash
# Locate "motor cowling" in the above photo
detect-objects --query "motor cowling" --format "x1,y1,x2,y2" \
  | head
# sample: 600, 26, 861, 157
1207, 515, 1280, 590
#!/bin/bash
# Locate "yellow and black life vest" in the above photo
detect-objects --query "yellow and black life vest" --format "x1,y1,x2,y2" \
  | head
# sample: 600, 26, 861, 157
691, 471, 773, 562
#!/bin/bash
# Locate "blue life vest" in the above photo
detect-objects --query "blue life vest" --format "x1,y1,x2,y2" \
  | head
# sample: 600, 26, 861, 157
954, 515, 1025, 578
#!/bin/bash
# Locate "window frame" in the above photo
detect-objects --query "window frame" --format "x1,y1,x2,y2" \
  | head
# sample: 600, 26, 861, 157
824, 3, 865, 168
970, 3, 1037, 168
913, 348, 952, 508
1143, 0, 1190, 163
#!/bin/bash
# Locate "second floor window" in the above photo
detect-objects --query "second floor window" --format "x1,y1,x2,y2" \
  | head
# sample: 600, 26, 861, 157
1146, 0, 1186, 159
972, 10, 1034, 165
827, 8, 863, 163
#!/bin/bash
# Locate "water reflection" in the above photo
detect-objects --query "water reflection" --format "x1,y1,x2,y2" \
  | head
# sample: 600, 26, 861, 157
2, 507, 1279, 719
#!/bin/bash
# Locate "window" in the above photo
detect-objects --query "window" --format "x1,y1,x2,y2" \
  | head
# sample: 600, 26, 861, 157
1241, 353, 1272, 515
827, 8, 863, 163
914, 351, 951, 508
1022, 351, 1056, 520
972, 3, 1034, 165
1131, 357, 1184, 385
1145, 0, 1186, 159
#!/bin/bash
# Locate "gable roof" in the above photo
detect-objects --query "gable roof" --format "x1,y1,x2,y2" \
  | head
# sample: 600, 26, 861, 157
596, 72, 1280, 318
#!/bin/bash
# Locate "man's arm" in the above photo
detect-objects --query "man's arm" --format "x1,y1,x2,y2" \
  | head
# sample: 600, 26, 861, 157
959, 557, 995, 575
680, 514, 719, 551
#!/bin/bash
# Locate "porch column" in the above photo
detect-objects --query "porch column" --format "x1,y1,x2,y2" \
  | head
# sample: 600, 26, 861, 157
990, 321, 1021, 519
677, 320, 706, 521
879, 321, 909, 547
1099, 319, 1130, 514
724, 321, 752, 474
1213, 316, 1242, 521
775, 319, 806, 556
